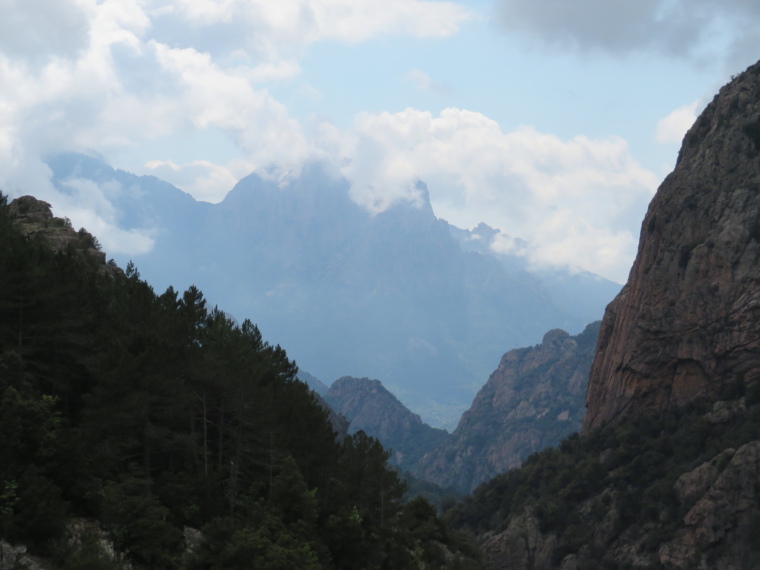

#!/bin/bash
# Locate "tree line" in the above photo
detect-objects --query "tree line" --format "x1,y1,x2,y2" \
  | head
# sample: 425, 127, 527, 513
0, 192, 484, 569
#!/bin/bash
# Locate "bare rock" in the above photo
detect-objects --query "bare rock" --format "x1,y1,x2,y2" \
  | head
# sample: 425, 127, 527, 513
684, 441, 760, 546
674, 448, 735, 503
661, 441, 760, 568
704, 398, 746, 424
0, 540, 44, 570
584, 61, 760, 433
481, 507, 557, 570
184, 526, 203, 556
8, 195, 122, 277
414, 323, 598, 492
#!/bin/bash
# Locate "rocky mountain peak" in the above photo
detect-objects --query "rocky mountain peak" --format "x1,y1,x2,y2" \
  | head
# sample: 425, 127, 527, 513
8, 195, 120, 276
584, 61, 760, 433
413, 322, 599, 492
540, 328, 571, 347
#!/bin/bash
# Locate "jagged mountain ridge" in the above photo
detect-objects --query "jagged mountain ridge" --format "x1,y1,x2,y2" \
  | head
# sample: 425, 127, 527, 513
46, 152, 619, 427
320, 325, 599, 495
413, 323, 599, 493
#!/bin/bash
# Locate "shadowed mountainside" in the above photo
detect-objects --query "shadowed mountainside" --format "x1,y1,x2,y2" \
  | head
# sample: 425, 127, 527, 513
325, 377, 449, 471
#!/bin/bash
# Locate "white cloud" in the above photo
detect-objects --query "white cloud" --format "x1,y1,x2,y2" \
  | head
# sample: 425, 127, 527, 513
54, 178, 156, 255
1, 0, 470, 201
146, 0, 471, 65
0, 0, 318, 216
339, 108, 658, 282
147, 41, 312, 168
246, 60, 302, 83
526, 212, 639, 281
490, 232, 528, 256
0, 153, 156, 257
655, 101, 699, 143
162, 0, 471, 44
144, 159, 241, 203
0, 0, 659, 283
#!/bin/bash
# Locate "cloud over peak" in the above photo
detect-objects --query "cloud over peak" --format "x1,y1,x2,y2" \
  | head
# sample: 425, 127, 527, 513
339, 107, 657, 282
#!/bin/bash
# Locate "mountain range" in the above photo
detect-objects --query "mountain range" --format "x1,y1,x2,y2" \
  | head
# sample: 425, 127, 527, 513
6, 46, 760, 570
319, 325, 598, 495
46, 153, 619, 427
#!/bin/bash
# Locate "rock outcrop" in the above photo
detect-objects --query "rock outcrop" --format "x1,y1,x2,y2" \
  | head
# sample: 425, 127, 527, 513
659, 441, 760, 567
585, 60, 760, 433
0, 540, 45, 570
7, 195, 121, 276
414, 323, 598, 492
480, 508, 557, 570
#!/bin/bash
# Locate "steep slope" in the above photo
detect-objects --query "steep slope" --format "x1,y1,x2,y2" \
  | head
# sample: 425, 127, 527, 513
46, 153, 619, 427
326, 377, 448, 470
585, 61, 760, 432
414, 323, 598, 493
446, 59, 760, 570
449, 401, 760, 569
0, 193, 486, 569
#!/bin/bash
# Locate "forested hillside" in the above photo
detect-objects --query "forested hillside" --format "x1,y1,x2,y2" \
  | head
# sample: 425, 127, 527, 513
0, 193, 483, 569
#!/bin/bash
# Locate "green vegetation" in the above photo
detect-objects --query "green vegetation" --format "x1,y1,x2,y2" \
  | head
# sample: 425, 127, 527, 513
444, 396, 760, 564
0, 192, 484, 569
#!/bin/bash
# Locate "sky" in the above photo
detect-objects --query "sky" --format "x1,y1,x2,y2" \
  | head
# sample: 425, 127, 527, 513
0, 0, 758, 283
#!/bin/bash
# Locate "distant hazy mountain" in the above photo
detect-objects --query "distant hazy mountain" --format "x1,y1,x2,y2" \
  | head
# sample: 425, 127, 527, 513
47, 152, 619, 427
297, 370, 330, 397
326, 377, 448, 470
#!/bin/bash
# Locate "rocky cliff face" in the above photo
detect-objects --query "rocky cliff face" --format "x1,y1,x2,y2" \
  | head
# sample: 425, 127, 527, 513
325, 377, 448, 470
447, 60, 760, 570
414, 323, 598, 492
585, 60, 760, 433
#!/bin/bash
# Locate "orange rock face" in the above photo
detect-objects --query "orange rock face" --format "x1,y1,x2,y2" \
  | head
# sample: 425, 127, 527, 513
584, 62, 760, 433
